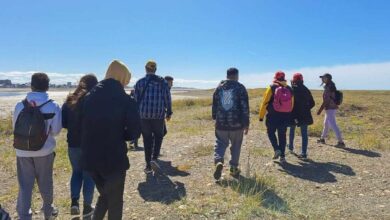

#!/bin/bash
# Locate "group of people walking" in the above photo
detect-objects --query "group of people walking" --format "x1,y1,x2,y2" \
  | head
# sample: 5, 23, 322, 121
212, 70, 344, 179
10, 60, 344, 220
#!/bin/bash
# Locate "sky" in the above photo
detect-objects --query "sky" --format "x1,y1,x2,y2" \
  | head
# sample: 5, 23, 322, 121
0, 0, 390, 90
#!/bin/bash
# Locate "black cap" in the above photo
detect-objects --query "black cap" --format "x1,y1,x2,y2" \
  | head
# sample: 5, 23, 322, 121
320, 73, 332, 80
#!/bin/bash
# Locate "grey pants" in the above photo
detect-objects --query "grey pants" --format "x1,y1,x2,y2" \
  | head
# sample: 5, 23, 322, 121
16, 153, 55, 220
214, 129, 244, 167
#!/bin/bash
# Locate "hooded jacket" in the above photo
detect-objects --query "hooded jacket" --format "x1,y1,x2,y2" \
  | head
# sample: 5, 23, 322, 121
291, 82, 315, 126
80, 78, 141, 174
212, 80, 250, 130
259, 80, 294, 127
13, 92, 62, 157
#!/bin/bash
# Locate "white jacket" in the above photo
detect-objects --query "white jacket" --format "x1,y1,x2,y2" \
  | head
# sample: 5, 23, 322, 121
12, 92, 62, 157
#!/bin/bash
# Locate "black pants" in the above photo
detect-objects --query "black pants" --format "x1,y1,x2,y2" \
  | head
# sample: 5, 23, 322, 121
90, 171, 126, 220
141, 119, 165, 166
267, 125, 287, 158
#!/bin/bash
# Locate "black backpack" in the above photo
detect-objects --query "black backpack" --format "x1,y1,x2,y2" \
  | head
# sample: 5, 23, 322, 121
334, 90, 343, 105
13, 99, 53, 151
0, 205, 11, 220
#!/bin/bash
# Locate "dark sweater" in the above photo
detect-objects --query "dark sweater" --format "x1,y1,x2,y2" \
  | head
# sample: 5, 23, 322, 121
62, 101, 83, 148
80, 79, 141, 174
291, 82, 315, 126
212, 80, 250, 130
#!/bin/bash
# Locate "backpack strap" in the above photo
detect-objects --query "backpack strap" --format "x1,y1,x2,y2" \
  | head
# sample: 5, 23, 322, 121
38, 99, 53, 109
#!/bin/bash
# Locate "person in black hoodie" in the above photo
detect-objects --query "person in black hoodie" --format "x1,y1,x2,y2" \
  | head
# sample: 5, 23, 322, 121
212, 68, 249, 180
81, 60, 141, 220
288, 73, 315, 159
62, 74, 98, 218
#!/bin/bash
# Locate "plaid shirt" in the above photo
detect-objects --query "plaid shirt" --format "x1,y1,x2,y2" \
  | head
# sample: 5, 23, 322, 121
135, 74, 172, 119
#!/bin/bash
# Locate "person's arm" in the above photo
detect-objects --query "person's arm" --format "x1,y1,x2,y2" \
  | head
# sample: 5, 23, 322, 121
163, 82, 172, 120
134, 81, 140, 103
259, 86, 272, 121
240, 86, 250, 134
318, 89, 329, 115
49, 103, 62, 136
125, 97, 141, 141
308, 89, 315, 109
61, 104, 68, 129
12, 103, 23, 129
212, 88, 218, 120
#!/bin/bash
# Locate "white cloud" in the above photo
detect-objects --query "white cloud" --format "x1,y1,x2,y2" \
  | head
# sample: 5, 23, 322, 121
1, 61, 390, 89
240, 62, 390, 90
0, 71, 86, 85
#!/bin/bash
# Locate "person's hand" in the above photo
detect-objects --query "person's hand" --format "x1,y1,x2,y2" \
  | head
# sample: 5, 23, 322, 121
166, 116, 171, 121
244, 127, 249, 135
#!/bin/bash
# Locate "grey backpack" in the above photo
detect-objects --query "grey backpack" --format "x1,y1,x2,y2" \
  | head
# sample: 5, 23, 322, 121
13, 99, 53, 151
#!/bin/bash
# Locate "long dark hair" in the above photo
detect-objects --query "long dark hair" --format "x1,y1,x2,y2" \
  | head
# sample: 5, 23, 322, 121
65, 74, 98, 110
324, 80, 337, 92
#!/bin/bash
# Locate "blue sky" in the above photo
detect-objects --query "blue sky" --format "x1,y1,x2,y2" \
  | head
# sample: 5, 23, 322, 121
0, 0, 390, 89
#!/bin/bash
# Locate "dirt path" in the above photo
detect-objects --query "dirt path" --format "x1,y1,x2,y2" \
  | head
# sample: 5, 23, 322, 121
1, 130, 389, 219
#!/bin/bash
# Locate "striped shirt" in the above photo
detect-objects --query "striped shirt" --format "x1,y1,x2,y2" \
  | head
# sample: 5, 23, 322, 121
135, 74, 172, 119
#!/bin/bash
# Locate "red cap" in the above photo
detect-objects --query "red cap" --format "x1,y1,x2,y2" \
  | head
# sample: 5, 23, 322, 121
274, 71, 285, 81
293, 73, 303, 82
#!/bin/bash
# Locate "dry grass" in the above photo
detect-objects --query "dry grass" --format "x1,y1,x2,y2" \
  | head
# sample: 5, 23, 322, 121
0, 89, 389, 219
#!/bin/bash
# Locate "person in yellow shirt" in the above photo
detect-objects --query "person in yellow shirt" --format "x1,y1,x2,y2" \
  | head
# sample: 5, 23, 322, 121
259, 71, 294, 163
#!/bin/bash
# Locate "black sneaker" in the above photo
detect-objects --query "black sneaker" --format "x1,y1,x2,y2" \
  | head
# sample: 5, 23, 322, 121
297, 154, 307, 160
335, 142, 346, 148
144, 166, 153, 174
279, 157, 286, 163
273, 150, 282, 159
317, 138, 326, 144
82, 205, 94, 219
229, 166, 241, 178
150, 160, 161, 174
70, 199, 80, 215
45, 207, 59, 220
213, 162, 224, 180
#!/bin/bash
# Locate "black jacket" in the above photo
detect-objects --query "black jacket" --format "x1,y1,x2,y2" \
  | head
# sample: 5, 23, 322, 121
81, 79, 141, 174
212, 80, 250, 130
62, 101, 83, 148
291, 82, 315, 126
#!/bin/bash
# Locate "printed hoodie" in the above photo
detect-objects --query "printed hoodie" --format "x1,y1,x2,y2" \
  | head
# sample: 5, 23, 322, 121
13, 92, 62, 157
212, 80, 250, 130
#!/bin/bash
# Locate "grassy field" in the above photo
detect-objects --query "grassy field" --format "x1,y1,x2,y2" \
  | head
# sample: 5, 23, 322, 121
0, 89, 389, 219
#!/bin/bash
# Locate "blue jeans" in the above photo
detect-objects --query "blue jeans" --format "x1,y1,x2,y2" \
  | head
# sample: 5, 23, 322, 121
289, 125, 308, 155
68, 148, 95, 205
267, 125, 287, 158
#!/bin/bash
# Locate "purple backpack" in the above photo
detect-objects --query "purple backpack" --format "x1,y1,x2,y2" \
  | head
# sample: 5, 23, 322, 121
272, 86, 293, 113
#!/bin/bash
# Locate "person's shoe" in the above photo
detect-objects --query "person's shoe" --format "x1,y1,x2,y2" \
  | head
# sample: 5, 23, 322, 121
213, 162, 224, 180
273, 150, 282, 159
317, 138, 326, 144
229, 166, 241, 178
150, 160, 161, 174
70, 199, 80, 215
297, 154, 308, 160
288, 149, 295, 155
45, 207, 59, 220
82, 204, 94, 219
144, 166, 153, 174
335, 142, 346, 148
279, 157, 286, 163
